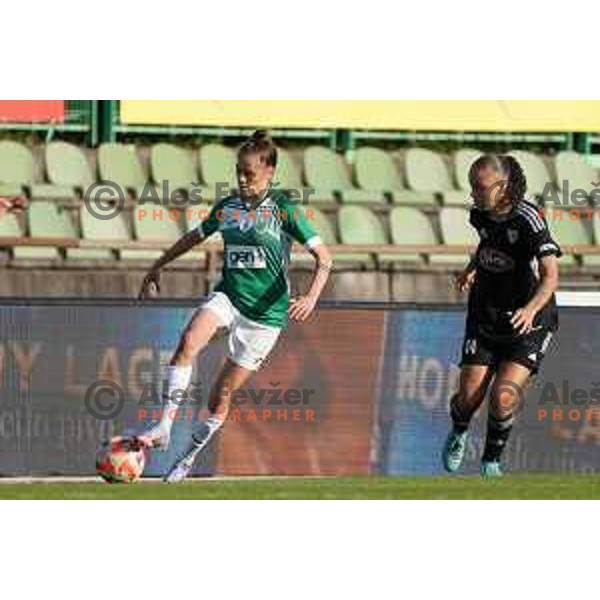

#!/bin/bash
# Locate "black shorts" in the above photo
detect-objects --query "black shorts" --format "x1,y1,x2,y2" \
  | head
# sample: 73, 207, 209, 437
460, 321, 556, 375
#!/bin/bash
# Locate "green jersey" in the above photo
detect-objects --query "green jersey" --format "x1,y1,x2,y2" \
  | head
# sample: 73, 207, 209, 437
197, 193, 320, 328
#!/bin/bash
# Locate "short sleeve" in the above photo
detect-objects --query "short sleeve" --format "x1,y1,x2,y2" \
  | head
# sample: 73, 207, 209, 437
519, 204, 562, 259
278, 196, 321, 248
197, 201, 225, 239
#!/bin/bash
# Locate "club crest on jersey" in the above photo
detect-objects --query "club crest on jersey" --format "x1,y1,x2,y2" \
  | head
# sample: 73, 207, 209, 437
507, 228, 519, 244
225, 246, 267, 269
478, 247, 515, 273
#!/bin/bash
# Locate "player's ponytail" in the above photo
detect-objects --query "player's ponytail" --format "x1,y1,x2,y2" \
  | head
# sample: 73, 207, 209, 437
238, 129, 278, 168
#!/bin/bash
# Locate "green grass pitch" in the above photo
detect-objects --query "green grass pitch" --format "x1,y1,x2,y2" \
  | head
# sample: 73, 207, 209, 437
1, 475, 600, 499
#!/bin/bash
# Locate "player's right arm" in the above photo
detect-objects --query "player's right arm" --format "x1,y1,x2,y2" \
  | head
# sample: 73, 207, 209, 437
138, 203, 224, 299
454, 207, 481, 292
455, 254, 478, 292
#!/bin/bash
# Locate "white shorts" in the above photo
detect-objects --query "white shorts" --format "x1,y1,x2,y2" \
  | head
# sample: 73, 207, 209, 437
202, 292, 281, 371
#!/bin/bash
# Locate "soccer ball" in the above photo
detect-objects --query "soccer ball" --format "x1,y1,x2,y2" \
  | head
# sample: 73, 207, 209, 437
96, 436, 145, 484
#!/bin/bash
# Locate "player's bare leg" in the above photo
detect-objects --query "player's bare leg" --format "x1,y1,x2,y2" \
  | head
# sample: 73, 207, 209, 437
164, 359, 254, 483
443, 365, 494, 472
481, 361, 531, 477
137, 308, 222, 449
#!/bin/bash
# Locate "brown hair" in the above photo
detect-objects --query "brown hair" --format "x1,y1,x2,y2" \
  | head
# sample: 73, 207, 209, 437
238, 130, 278, 168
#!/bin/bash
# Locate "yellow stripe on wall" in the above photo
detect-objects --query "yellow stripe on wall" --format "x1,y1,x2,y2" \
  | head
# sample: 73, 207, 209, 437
120, 100, 600, 132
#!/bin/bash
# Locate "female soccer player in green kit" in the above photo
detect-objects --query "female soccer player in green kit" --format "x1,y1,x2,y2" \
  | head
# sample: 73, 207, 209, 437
136, 130, 332, 482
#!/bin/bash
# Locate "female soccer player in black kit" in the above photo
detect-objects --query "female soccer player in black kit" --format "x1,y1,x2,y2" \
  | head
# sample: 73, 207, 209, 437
442, 154, 561, 477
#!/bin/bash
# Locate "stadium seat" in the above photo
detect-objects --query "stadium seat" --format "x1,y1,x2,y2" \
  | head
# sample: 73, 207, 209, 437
122, 207, 196, 262
405, 148, 454, 193
338, 206, 387, 267
440, 190, 472, 207
508, 150, 552, 201
353, 147, 435, 206
554, 151, 598, 207
453, 149, 482, 191
274, 149, 317, 206
275, 149, 302, 190
199, 144, 237, 201
67, 205, 131, 261
433, 207, 478, 265
98, 143, 159, 200
0, 212, 24, 260
14, 201, 77, 260
0, 140, 34, 196
44, 141, 120, 202
378, 207, 439, 265
304, 146, 380, 204
150, 143, 197, 197
547, 210, 587, 267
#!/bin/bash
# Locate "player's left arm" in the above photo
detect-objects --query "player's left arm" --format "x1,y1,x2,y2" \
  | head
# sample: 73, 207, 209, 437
281, 203, 333, 322
511, 214, 561, 335
289, 241, 332, 322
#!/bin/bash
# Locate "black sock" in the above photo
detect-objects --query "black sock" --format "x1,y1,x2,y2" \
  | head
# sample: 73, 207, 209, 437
482, 412, 515, 463
450, 393, 471, 434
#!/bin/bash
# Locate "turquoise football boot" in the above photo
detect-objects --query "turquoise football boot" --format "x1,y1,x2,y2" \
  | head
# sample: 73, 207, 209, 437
442, 429, 468, 473
480, 461, 503, 478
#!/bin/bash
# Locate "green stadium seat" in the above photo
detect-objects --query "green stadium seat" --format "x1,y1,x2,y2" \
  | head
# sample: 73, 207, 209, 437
199, 144, 237, 201
275, 149, 302, 190
405, 148, 454, 193
0, 211, 55, 261
304, 146, 380, 204
98, 143, 159, 200
14, 201, 76, 260
66, 205, 130, 261
0, 212, 22, 236
150, 143, 197, 197
554, 151, 598, 207
338, 206, 387, 267
122, 207, 196, 262
0, 183, 25, 197
547, 210, 587, 267
379, 207, 439, 265
44, 141, 120, 202
587, 211, 600, 267
508, 150, 552, 201
0, 141, 34, 195
440, 190, 472, 207
353, 147, 436, 206
273, 149, 314, 206
454, 149, 482, 191
433, 207, 478, 265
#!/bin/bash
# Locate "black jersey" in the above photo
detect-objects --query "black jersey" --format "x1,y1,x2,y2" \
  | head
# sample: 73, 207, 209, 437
468, 200, 562, 340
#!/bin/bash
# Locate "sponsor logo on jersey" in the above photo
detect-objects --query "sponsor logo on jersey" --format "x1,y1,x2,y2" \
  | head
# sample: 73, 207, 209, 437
226, 246, 267, 269
507, 228, 519, 244
478, 247, 515, 273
